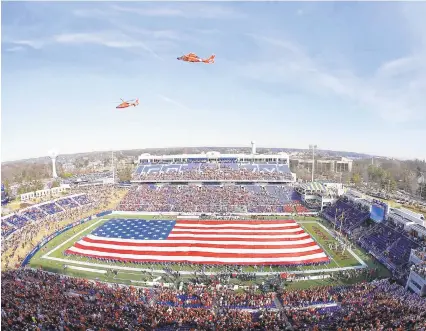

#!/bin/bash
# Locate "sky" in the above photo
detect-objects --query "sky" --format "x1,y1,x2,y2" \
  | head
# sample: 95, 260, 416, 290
1, 1, 426, 162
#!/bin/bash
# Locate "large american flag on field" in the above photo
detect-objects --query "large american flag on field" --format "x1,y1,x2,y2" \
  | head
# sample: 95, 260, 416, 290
66, 219, 329, 265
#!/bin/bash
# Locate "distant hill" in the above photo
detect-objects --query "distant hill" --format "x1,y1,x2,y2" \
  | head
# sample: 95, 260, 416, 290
0, 146, 380, 166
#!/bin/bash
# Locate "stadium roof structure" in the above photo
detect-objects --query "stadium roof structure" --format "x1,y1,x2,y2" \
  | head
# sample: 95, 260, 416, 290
138, 152, 290, 161
409, 223, 426, 236
299, 182, 326, 192
400, 207, 425, 220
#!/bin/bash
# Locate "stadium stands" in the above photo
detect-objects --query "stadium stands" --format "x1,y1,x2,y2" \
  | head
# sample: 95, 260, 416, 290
1, 194, 94, 239
294, 202, 309, 214
1, 269, 425, 331
280, 280, 426, 330
156, 288, 213, 308
3, 214, 30, 228
133, 163, 293, 181
56, 197, 79, 209
118, 185, 303, 213
38, 202, 64, 215
1, 183, 8, 205
359, 223, 419, 270
322, 198, 370, 234
21, 207, 48, 221
1, 220, 16, 237
322, 198, 424, 271
217, 291, 276, 309
72, 194, 93, 205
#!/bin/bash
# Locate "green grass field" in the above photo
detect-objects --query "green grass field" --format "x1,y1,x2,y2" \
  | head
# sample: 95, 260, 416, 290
29, 214, 389, 288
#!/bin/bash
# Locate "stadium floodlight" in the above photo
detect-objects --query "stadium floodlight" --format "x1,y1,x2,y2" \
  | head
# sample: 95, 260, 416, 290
419, 173, 425, 197
111, 150, 115, 183
309, 145, 317, 182
339, 211, 345, 236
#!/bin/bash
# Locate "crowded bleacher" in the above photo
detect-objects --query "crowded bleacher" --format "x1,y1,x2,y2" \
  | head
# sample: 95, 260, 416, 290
118, 185, 304, 213
2, 214, 31, 229
20, 207, 47, 222
56, 197, 79, 209
320, 196, 426, 283
1, 269, 425, 330
278, 279, 426, 330
1, 221, 16, 237
38, 202, 64, 215
1, 193, 94, 240
134, 162, 294, 181
1, 185, 125, 272
72, 194, 94, 205
359, 223, 420, 270
322, 197, 370, 234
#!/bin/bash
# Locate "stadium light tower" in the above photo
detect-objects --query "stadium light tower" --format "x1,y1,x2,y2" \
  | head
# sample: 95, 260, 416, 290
339, 211, 345, 236
48, 150, 59, 178
309, 144, 317, 182
418, 173, 425, 197
111, 150, 115, 183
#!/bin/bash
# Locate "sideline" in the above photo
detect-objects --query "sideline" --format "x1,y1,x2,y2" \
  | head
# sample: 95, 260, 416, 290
42, 219, 106, 258
67, 265, 107, 274
315, 221, 367, 267
42, 255, 366, 275
298, 222, 341, 268
296, 221, 367, 268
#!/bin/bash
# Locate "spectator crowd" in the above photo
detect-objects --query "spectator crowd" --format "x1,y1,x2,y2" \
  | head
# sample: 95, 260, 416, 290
133, 163, 293, 181
1, 269, 287, 331
323, 197, 426, 283
1, 269, 425, 331
279, 280, 426, 330
118, 185, 305, 214
1, 186, 125, 269
1, 194, 95, 239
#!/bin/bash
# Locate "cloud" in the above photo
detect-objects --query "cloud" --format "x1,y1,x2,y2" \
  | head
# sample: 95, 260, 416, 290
12, 39, 45, 49
156, 94, 192, 112
239, 33, 426, 123
70, 5, 227, 53
111, 26, 182, 41
8, 31, 170, 60
55, 32, 165, 60
53, 32, 141, 48
110, 4, 245, 19
72, 8, 113, 18
4, 46, 26, 52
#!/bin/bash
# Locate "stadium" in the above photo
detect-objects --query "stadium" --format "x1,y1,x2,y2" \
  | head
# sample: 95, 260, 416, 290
2, 2, 426, 331
2, 146, 426, 330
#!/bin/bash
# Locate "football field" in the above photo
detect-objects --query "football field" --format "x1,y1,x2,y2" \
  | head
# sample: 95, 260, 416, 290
29, 214, 389, 288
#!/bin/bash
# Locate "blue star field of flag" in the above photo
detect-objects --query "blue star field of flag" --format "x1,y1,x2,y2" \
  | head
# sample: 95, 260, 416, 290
91, 219, 176, 240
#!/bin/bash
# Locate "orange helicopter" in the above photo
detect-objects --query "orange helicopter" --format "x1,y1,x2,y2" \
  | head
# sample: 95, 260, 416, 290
177, 53, 215, 64
115, 98, 139, 109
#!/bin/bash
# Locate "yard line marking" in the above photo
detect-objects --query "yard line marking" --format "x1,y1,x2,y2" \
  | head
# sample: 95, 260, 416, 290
67, 265, 107, 274
43, 219, 106, 258
315, 222, 367, 267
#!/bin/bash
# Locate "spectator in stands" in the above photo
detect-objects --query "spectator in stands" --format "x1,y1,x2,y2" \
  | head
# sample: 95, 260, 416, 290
118, 185, 302, 214
133, 162, 293, 181
1, 269, 425, 331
